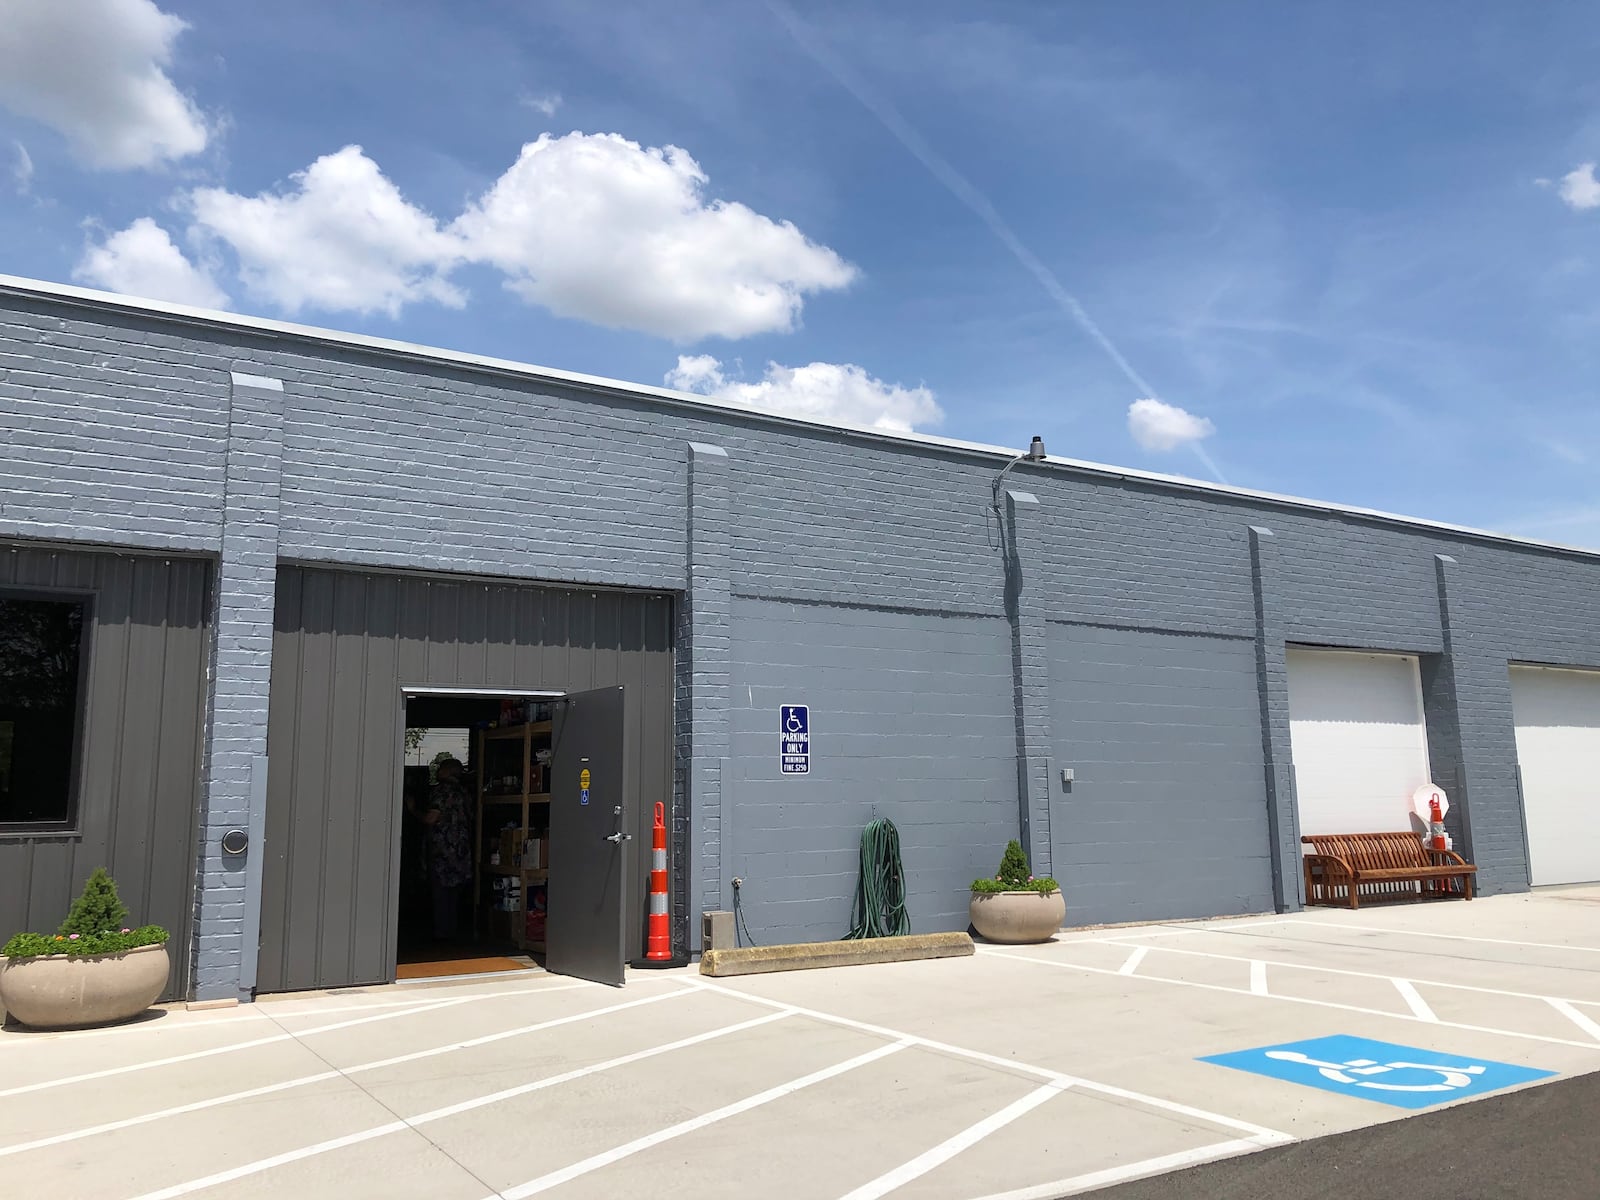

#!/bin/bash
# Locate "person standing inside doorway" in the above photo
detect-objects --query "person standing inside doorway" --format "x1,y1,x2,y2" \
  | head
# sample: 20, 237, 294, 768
424, 757, 473, 941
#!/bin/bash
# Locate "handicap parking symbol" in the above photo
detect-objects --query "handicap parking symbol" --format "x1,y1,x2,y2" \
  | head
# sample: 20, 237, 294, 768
1200, 1035, 1553, 1110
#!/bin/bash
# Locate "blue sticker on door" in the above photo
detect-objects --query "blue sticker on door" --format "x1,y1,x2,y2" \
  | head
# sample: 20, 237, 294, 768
1199, 1035, 1553, 1110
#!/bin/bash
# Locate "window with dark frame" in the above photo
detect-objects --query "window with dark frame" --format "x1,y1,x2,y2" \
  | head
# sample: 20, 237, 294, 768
0, 593, 89, 827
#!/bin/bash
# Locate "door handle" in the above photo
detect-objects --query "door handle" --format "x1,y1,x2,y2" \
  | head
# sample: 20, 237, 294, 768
604, 832, 633, 844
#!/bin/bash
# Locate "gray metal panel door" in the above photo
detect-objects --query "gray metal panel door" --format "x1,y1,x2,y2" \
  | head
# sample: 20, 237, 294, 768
1049, 623, 1275, 926
548, 685, 628, 986
261, 566, 674, 993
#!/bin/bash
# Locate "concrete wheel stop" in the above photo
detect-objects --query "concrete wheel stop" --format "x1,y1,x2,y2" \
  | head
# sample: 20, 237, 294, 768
698, 932, 974, 977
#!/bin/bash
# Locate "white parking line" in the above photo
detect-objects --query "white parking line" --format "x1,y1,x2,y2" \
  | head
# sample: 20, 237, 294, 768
499, 1039, 913, 1198
837, 1080, 1071, 1200
0, 987, 689, 1158
1548, 999, 1600, 1043
967, 1138, 1263, 1200
0, 1069, 335, 1159
256, 978, 579, 1017
1095, 937, 1600, 1009
0, 995, 473, 1098
0, 980, 580, 1054
1393, 979, 1438, 1023
1249, 960, 1269, 996
1118, 946, 1149, 976
681, 977, 1290, 1147
986, 949, 1600, 1051
1275, 919, 1600, 955
124, 1007, 792, 1200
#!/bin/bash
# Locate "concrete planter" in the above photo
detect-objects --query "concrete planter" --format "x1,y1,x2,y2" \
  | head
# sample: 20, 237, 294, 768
0, 942, 170, 1030
969, 890, 1065, 944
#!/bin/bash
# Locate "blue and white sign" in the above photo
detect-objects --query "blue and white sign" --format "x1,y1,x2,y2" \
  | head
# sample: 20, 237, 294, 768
1199, 1035, 1553, 1110
579, 788, 590, 806
780, 704, 810, 775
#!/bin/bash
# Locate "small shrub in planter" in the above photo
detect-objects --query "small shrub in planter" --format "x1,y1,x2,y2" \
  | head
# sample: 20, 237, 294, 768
969, 840, 1064, 944
1, 868, 171, 1029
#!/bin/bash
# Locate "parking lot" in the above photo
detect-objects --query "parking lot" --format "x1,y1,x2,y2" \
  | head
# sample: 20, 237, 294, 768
4, 888, 1599, 1200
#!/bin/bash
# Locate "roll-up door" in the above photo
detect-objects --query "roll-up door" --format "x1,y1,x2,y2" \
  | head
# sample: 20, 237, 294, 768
1287, 648, 1431, 837
1510, 665, 1600, 886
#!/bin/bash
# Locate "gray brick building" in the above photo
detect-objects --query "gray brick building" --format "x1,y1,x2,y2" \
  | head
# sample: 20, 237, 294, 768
2, 274, 1597, 1002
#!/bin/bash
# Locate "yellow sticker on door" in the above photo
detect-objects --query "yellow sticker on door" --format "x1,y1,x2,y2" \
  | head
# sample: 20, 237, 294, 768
579, 768, 591, 790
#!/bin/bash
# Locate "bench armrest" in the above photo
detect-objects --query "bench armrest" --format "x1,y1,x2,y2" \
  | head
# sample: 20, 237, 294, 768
1303, 852, 1355, 879
1433, 850, 1476, 869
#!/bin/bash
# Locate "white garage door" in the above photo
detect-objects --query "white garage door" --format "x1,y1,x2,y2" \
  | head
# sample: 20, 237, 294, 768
1287, 649, 1432, 837
1510, 665, 1600, 886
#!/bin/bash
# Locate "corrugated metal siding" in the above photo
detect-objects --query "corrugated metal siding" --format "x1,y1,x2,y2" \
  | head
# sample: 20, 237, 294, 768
0, 543, 209, 1000
260, 565, 674, 993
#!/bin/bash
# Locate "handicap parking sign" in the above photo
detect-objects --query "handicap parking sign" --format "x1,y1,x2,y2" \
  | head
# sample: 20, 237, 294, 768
1200, 1035, 1553, 1110
780, 704, 810, 775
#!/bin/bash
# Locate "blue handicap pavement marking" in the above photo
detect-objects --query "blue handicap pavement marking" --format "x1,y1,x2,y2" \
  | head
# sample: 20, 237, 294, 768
1199, 1035, 1554, 1110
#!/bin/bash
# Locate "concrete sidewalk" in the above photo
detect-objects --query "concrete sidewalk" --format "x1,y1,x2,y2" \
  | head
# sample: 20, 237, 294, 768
3, 889, 1597, 1198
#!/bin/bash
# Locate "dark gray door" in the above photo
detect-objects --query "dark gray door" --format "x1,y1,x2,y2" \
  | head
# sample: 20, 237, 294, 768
548, 685, 628, 986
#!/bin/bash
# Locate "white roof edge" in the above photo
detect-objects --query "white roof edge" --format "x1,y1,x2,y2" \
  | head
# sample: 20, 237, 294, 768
3, 272, 1596, 563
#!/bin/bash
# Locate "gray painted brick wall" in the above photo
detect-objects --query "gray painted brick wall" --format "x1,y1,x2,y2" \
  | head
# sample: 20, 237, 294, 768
1048, 622, 1276, 925
1004, 489, 1054, 877
1250, 527, 1301, 909
191, 371, 284, 998
725, 598, 1017, 943
680, 442, 732, 951
5, 286, 1600, 988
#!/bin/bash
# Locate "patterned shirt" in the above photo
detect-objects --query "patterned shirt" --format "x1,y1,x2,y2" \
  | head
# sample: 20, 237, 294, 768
427, 778, 474, 887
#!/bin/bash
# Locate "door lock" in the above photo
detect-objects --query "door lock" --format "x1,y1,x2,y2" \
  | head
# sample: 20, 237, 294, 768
604, 832, 633, 844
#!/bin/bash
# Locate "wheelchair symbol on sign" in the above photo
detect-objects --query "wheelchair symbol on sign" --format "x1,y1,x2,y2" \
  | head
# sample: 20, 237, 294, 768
1266, 1050, 1486, 1093
785, 709, 805, 734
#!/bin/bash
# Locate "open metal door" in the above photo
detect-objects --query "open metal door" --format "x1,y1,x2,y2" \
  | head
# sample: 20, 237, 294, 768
547, 685, 629, 986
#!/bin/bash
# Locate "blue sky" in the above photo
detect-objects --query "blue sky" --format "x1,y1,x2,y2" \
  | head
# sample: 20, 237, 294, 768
2, 1, 1599, 547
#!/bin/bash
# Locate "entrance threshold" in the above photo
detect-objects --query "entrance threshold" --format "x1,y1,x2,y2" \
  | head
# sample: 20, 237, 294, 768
396, 954, 538, 982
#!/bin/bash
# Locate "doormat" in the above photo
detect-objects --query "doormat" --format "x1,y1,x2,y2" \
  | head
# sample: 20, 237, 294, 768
396, 956, 535, 980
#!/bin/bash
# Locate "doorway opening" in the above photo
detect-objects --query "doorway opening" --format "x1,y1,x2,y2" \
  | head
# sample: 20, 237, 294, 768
398, 691, 555, 980
396, 685, 632, 987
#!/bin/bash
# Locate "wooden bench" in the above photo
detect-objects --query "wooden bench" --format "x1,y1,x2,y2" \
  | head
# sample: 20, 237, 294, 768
1302, 832, 1476, 909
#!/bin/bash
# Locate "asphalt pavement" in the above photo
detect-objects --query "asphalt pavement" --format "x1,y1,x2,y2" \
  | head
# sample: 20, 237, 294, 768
1096, 1064, 1600, 1200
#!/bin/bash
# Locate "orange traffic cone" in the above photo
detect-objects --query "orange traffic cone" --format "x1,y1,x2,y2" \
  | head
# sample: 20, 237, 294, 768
1429, 793, 1447, 852
646, 802, 671, 962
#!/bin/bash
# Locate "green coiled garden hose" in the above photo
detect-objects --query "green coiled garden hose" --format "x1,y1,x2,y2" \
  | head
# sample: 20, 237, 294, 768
844, 817, 910, 939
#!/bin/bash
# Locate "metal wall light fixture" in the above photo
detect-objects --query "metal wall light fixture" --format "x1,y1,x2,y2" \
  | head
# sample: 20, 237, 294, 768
992, 435, 1047, 511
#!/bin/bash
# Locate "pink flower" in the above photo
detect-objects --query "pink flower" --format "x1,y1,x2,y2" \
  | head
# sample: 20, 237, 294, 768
121, 928, 131, 934
1028, 876, 1035, 882
68, 933, 79, 940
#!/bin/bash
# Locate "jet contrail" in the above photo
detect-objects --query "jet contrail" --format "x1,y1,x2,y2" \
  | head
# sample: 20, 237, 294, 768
765, 0, 1229, 486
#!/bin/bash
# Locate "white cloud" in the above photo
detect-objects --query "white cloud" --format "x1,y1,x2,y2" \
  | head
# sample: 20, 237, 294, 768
9, 140, 31, 192
107, 132, 853, 331
0, 0, 207, 170
1127, 397, 1216, 451
1558, 163, 1600, 212
665, 355, 941, 433
189, 145, 464, 317
453, 132, 856, 340
73, 217, 229, 308
521, 92, 562, 117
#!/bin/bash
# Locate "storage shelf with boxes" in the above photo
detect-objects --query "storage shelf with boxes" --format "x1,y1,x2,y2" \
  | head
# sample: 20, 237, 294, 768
477, 713, 555, 954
